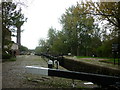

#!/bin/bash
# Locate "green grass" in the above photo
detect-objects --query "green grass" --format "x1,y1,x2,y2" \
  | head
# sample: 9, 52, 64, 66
76, 56, 120, 64
3, 57, 16, 62
100, 58, 120, 64
76, 56, 94, 58
9, 57, 16, 61
76, 56, 113, 59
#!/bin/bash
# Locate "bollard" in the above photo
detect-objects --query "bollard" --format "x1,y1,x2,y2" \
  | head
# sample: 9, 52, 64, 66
68, 53, 71, 56
54, 60, 59, 69
48, 59, 53, 68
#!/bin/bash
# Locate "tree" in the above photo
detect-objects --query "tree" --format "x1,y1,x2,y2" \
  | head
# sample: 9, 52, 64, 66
50, 30, 70, 54
2, 2, 17, 29
83, 1, 120, 57
35, 2, 119, 57
2, 2, 16, 50
47, 27, 57, 46
12, 8, 27, 47
19, 45, 28, 52
37, 38, 49, 53
47, 27, 58, 53
35, 46, 41, 54
2, 2, 27, 50
84, 1, 120, 41
60, 4, 95, 56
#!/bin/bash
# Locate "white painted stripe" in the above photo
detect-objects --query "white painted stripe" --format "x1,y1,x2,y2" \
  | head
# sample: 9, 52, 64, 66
25, 66, 48, 76
84, 82, 94, 85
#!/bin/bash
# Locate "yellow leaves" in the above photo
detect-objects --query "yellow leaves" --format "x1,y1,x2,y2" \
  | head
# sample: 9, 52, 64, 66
73, 7, 79, 15
107, 10, 112, 15
99, 2, 117, 15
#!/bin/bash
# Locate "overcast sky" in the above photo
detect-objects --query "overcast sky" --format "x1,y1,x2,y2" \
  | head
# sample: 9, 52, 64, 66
12, 0, 82, 49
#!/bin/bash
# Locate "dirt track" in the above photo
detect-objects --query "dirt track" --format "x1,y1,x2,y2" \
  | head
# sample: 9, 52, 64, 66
2, 55, 98, 88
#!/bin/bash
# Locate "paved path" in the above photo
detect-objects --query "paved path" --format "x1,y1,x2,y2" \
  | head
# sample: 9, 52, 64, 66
2, 55, 98, 88
2, 55, 48, 88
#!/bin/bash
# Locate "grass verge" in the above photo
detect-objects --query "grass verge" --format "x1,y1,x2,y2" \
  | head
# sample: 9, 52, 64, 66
76, 56, 113, 59
76, 56, 117, 64
8, 57, 16, 61
2, 57, 16, 62
100, 59, 120, 64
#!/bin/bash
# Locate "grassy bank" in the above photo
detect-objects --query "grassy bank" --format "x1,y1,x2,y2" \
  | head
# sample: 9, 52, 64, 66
76, 56, 118, 64
61, 56, 120, 76
2, 57, 16, 62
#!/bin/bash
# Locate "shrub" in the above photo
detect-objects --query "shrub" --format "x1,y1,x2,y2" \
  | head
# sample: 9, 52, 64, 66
9, 57, 16, 61
2, 53, 11, 59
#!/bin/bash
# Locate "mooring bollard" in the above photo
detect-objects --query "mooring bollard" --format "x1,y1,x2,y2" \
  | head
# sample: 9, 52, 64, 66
54, 60, 59, 69
48, 59, 53, 68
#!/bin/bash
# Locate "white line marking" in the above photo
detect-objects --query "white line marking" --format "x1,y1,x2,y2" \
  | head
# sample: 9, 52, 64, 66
25, 66, 48, 76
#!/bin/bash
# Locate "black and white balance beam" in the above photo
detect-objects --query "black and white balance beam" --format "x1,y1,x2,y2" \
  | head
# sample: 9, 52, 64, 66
25, 66, 120, 86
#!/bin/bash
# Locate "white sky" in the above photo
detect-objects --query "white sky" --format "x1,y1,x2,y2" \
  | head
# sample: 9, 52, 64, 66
12, 0, 81, 49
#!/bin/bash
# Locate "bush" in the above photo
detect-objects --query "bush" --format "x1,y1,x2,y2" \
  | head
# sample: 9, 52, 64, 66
2, 53, 11, 59
2, 53, 16, 62
9, 57, 16, 61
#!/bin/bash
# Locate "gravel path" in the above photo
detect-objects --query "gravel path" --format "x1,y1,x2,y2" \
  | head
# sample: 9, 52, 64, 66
2, 55, 98, 88
2, 55, 48, 88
